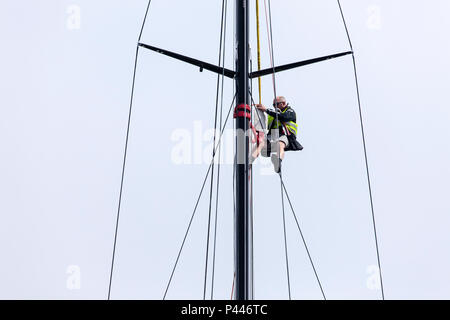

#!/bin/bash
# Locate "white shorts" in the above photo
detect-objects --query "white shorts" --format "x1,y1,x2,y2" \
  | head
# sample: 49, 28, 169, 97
261, 135, 289, 157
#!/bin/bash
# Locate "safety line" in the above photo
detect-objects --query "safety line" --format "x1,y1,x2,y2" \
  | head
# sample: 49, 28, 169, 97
337, 0, 385, 300
108, 0, 152, 300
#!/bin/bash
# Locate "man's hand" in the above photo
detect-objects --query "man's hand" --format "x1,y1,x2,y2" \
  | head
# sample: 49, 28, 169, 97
254, 104, 267, 112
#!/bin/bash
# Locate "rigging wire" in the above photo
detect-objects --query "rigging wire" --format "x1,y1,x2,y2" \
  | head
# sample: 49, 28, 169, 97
206, 0, 228, 300
279, 178, 327, 299
108, 0, 152, 300
230, 272, 236, 299
230, 139, 236, 300
249, 49, 255, 299
256, 0, 262, 104
230, 1, 237, 299
250, 93, 326, 299
263, 0, 292, 300
336, 0, 385, 300
254, 0, 265, 214
163, 94, 237, 300
244, 0, 250, 299
211, 0, 228, 299
279, 172, 291, 299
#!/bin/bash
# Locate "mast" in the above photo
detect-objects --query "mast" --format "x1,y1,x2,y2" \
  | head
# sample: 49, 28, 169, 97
234, 0, 252, 300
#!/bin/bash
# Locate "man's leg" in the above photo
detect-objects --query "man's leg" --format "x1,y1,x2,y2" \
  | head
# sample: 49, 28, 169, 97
279, 141, 286, 160
250, 131, 268, 162
271, 141, 285, 173
251, 137, 265, 160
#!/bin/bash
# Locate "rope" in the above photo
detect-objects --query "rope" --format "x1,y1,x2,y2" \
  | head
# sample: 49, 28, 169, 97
250, 88, 326, 300
206, 0, 228, 300
256, 0, 262, 104
252, 93, 324, 300
163, 94, 236, 300
263, 0, 277, 99
337, 0, 385, 299
279, 171, 291, 299
244, 0, 251, 299
279, 177, 327, 299
262, 0, 291, 299
251, 88, 326, 299
253, 3, 263, 294
249, 54, 253, 298
230, 3, 237, 298
230, 272, 236, 299
108, 0, 152, 300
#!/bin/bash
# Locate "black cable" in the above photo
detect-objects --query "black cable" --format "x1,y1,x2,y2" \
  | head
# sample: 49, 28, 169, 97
266, 0, 277, 99
138, 0, 152, 42
337, 0, 385, 300
249, 54, 256, 298
250, 91, 326, 299
108, 0, 152, 300
250, 92, 295, 300
244, 0, 250, 299
279, 177, 326, 300
336, 0, 354, 50
211, 0, 228, 300
279, 171, 291, 299
204, 0, 227, 300
251, 91, 325, 298
264, 0, 291, 299
230, 5, 237, 298
163, 94, 236, 300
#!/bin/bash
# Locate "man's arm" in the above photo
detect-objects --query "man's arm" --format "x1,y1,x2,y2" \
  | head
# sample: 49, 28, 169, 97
266, 108, 296, 122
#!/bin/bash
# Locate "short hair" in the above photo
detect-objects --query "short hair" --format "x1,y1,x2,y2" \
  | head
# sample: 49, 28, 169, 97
273, 96, 286, 103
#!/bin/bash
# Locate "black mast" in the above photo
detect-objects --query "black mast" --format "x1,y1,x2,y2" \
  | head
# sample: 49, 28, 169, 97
234, 0, 252, 300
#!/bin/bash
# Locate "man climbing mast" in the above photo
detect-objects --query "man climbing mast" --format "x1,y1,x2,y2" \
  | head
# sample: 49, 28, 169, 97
253, 96, 303, 173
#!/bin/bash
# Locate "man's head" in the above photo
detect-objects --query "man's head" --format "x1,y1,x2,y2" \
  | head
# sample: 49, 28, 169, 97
273, 96, 287, 109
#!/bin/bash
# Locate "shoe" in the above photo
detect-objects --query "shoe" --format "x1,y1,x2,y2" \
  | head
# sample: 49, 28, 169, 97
271, 154, 282, 173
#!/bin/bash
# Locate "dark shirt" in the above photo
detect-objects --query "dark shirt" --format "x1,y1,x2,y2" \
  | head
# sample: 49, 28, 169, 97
266, 106, 296, 136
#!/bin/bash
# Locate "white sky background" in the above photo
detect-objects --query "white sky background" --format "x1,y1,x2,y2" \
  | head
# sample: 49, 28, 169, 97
0, 0, 449, 299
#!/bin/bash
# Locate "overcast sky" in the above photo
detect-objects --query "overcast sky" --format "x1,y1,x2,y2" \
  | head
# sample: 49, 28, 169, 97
0, 0, 449, 300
